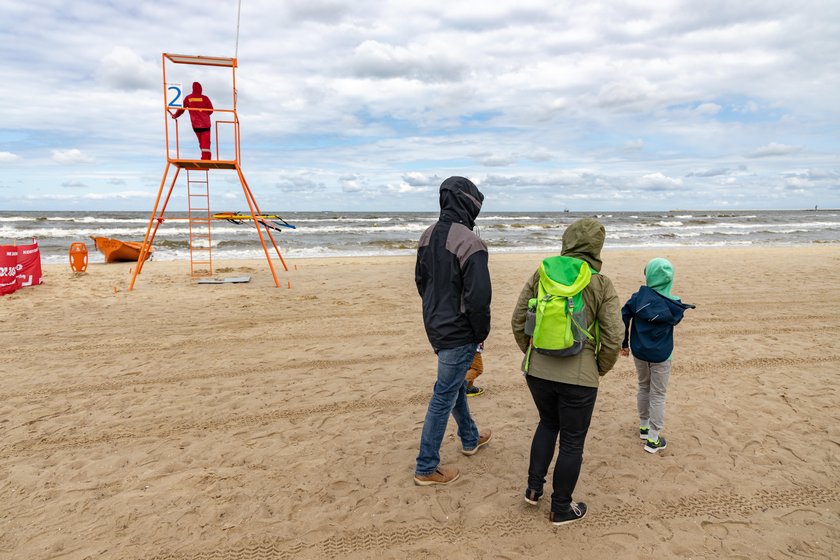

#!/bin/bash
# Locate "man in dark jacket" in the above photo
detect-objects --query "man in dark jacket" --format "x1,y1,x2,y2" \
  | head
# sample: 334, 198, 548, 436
413, 176, 492, 486
169, 82, 214, 160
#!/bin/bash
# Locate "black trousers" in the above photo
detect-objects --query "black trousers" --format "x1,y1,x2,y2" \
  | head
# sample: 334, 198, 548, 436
525, 374, 598, 513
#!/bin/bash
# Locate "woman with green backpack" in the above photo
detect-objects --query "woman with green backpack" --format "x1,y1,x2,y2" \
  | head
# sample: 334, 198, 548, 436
511, 218, 623, 526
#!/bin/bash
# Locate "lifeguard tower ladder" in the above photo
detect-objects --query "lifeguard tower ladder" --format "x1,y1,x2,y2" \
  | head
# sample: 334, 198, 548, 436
128, 53, 288, 290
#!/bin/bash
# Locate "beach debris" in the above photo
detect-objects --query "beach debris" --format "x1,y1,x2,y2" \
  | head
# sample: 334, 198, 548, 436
197, 276, 252, 284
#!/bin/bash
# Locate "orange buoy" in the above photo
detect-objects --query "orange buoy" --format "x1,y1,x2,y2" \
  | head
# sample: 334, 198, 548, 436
69, 242, 89, 272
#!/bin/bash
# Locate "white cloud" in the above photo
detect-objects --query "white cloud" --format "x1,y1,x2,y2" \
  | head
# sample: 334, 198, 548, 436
785, 177, 810, 188
735, 100, 760, 113
401, 173, 443, 187
51, 150, 95, 165
638, 173, 684, 190
474, 154, 518, 167
61, 180, 88, 188
0, 152, 21, 163
275, 177, 326, 193
385, 182, 431, 194
695, 103, 722, 116
350, 40, 467, 82
686, 168, 730, 177
596, 79, 655, 110
340, 175, 366, 192
745, 143, 802, 158
95, 46, 158, 91
624, 139, 644, 151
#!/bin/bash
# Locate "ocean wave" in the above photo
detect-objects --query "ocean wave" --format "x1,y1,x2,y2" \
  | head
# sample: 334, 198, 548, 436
364, 239, 418, 250
287, 216, 403, 223
479, 215, 552, 221
487, 223, 563, 230
0, 216, 45, 222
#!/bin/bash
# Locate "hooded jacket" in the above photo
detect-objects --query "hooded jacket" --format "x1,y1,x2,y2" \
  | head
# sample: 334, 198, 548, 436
621, 258, 692, 362
415, 177, 491, 351
511, 218, 623, 387
171, 82, 213, 130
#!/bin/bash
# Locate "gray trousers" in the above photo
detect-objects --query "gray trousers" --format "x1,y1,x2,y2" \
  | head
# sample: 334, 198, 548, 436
634, 357, 672, 441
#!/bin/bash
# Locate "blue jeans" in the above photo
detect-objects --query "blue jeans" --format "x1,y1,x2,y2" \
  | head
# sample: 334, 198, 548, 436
415, 343, 481, 476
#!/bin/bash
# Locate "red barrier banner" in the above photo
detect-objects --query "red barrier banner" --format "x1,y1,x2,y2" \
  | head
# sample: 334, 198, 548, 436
16, 239, 43, 288
0, 246, 18, 296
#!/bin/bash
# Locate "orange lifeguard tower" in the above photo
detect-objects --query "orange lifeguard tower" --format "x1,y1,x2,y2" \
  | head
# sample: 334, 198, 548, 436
128, 53, 289, 290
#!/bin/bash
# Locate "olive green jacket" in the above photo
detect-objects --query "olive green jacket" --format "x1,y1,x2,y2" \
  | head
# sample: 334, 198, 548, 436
510, 219, 623, 388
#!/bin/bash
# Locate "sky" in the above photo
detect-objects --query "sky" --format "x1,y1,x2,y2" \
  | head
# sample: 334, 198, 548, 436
1, 0, 839, 212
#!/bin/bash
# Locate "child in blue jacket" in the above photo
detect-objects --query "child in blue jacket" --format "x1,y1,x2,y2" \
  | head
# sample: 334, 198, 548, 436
620, 258, 694, 453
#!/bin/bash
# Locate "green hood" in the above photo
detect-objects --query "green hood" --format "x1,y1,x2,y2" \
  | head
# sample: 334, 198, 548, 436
539, 256, 591, 296
561, 218, 605, 272
645, 257, 679, 300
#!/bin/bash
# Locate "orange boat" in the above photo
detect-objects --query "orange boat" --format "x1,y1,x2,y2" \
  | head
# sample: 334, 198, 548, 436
90, 236, 153, 263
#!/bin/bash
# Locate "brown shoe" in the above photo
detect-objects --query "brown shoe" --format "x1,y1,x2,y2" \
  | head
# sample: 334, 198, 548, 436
414, 466, 461, 486
461, 429, 492, 456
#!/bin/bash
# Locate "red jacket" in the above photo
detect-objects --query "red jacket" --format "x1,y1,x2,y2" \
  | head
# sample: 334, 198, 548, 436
172, 82, 213, 130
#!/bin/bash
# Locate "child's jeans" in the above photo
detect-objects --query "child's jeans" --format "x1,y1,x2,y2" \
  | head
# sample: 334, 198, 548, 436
634, 357, 672, 441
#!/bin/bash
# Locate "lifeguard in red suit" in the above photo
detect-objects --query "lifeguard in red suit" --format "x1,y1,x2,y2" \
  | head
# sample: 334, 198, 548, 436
170, 82, 214, 160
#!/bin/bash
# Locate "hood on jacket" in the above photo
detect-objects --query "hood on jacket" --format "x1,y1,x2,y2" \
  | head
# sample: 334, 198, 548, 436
439, 176, 484, 230
192, 82, 203, 94
645, 257, 679, 300
561, 218, 605, 272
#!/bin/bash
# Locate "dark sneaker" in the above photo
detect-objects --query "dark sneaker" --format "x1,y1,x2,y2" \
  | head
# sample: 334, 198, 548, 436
644, 436, 667, 454
639, 426, 649, 440
524, 488, 543, 506
466, 385, 484, 397
414, 466, 460, 486
461, 430, 492, 456
550, 501, 587, 526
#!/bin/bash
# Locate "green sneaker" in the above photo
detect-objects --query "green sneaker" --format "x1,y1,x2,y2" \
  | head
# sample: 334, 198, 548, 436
644, 436, 667, 454
465, 385, 484, 397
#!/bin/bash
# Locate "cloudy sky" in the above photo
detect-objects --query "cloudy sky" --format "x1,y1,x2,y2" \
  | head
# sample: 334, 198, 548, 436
1, 0, 839, 212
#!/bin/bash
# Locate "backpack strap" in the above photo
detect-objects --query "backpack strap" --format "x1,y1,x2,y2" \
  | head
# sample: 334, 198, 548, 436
568, 298, 595, 342
524, 343, 533, 373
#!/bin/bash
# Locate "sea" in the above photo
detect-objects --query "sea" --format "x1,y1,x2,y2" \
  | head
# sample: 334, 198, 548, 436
1, 209, 839, 264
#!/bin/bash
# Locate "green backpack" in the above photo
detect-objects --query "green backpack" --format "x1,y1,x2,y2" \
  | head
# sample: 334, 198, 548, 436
524, 256, 596, 359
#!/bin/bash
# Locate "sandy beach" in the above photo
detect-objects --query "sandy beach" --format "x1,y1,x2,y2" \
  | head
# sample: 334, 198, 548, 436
1, 246, 839, 559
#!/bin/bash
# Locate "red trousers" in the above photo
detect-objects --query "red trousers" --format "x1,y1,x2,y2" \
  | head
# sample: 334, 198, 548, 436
194, 128, 211, 160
